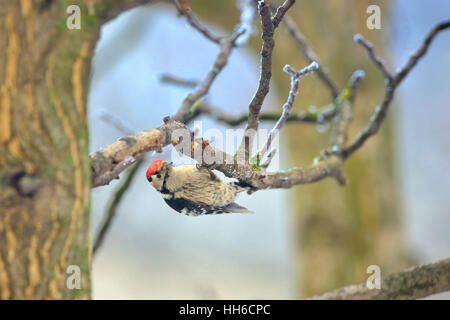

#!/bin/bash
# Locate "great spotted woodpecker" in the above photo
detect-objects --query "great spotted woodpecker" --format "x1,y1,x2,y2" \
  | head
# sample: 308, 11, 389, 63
146, 160, 254, 216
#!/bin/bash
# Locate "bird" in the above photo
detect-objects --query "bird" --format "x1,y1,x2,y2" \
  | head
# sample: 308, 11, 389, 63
145, 160, 254, 216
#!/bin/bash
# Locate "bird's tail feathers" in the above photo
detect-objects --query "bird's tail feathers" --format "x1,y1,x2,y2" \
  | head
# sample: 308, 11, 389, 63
224, 202, 254, 214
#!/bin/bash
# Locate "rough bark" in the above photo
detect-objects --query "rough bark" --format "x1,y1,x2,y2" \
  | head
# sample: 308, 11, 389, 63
0, 0, 156, 300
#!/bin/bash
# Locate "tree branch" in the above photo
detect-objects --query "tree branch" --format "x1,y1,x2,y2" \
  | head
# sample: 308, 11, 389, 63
88, 4, 450, 300
282, 14, 340, 98
310, 258, 450, 300
395, 21, 450, 85
172, 0, 222, 44
271, 0, 296, 28
171, 0, 253, 123
259, 61, 319, 159
236, 0, 279, 161
172, 36, 241, 123
159, 73, 199, 88
343, 20, 450, 158
330, 70, 365, 150
190, 100, 337, 126
353, 34, 393, 81
90, 15, 449, 198
90, 119, 185, 187
93, 157, 144, 255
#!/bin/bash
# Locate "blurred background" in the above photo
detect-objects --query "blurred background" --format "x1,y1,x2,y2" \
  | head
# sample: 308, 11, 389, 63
88, 0, 450, 299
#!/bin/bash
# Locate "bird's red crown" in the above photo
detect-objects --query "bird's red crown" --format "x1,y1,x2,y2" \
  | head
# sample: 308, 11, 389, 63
146, 160, 164, 179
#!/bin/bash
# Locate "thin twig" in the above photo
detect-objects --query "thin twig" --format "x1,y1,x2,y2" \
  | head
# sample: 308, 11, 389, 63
395, 20, 450, 85
261, 149, 277, 169
191, 102, 336, 126
160, 73, 199, 88
271, 0, 296, 28
344, 21, 450, 158
259, 61, 319, 158
172, 0, 222, 44
330, 70, 365, 150
310, 258, 450, 300
354, 34, 393, 81
172, 36, 240, 122
171, 0, 255, 122
282, 14, 340, 98
236, 0, 277, 162
93, 158, 144, 255
94, 111, 148, 256
92, 156, 137, 188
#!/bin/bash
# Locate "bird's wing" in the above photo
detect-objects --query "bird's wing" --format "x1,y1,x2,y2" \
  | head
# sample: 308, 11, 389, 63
164, 197, 227, 216
164, 198, 253, 216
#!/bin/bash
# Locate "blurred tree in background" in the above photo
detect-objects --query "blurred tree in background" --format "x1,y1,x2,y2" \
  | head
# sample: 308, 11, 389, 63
193, 0, 411, 296
281, 0, 412, 296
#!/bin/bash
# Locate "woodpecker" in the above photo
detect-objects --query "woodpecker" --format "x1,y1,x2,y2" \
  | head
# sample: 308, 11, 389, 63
146, 160, 254, 216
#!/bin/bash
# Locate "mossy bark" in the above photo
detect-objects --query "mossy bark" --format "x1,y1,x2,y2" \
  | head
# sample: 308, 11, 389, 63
0, 0, 154, 300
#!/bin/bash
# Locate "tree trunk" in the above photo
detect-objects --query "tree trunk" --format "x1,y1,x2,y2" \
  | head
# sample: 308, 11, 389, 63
0, 0, 153, 300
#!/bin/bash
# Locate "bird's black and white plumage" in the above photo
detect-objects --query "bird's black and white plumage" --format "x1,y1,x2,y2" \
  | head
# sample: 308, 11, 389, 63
146, 160, 253, 216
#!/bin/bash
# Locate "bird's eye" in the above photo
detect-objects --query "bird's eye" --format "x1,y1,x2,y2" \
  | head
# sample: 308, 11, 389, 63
157, 174, 161, 178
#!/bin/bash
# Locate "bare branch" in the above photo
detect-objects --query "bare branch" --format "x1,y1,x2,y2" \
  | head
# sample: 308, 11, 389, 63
236, 0, 276, 161
282, 14, 340, 98
272, 0, 296, 28
92, 156, 137, 188
90, 118, 185, 187
260, 61, 319, 158
171, 0, 256, 123
395, 20, 450, 85
91, 117, 346, 190
310, 258, 450, 300
354, 34, 393, 81
330, 70, 365, 150
261, 149, 277, 169
191, 100, 336, 126
159, 73, 199, 88
93, 158, 145, 255
344, 20, 450, 158
170, 119, 347, 189
172, 0, 222, 44
90, 14, 449, 201
172, 37, 238, 122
